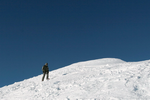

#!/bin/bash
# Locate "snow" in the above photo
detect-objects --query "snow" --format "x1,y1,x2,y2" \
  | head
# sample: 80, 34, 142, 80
1, 58, 150, 100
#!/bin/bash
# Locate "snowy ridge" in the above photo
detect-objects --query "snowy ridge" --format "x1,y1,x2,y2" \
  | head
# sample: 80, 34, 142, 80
70, 58, 126, 66
1, 58, 150, 100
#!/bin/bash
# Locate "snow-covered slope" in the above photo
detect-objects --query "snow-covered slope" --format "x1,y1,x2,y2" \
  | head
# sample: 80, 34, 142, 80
1, 58, 150, 100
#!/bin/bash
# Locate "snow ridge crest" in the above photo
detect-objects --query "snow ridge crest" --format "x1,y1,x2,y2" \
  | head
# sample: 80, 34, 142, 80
71, 58, 126, 66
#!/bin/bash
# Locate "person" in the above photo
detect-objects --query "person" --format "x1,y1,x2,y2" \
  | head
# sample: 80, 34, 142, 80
42, 63, 49, 81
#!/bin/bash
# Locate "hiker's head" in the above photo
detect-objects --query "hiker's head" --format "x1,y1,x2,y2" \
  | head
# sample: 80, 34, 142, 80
45, 63, 48, 66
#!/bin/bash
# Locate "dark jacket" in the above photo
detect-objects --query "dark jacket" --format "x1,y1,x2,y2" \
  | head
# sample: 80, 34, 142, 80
42, 65, 49, 73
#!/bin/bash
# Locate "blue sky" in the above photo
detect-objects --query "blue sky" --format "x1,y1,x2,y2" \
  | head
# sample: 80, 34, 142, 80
0, 0, 150, 87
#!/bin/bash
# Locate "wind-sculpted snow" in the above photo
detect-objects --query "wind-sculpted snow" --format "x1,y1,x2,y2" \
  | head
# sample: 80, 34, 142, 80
1, 58, 150, 100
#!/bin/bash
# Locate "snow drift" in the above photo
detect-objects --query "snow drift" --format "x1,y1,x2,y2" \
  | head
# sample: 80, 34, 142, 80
1, 58, 150, 100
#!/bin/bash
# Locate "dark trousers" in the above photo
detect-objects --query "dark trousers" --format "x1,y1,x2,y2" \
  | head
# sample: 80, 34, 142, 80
42, 71, 49, 81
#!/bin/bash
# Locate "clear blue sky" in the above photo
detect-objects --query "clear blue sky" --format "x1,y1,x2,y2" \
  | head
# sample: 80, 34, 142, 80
0, 0, 150, 87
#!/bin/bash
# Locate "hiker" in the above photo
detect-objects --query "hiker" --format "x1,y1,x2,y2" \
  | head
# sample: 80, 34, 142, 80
42, 63, 49, 81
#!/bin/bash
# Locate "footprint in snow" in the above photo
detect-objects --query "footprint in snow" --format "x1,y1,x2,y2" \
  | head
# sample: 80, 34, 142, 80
54, 81, 60, 84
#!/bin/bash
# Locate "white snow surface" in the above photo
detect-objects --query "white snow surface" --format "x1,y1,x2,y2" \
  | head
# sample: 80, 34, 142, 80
1, 58, 150, 100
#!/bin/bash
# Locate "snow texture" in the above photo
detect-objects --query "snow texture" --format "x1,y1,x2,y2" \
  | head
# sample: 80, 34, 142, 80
1, 58, 150, 100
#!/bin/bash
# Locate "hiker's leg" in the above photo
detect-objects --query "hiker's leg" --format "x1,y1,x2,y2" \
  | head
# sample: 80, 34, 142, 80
46, 71, 49, 79
42, 73, 46, 81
